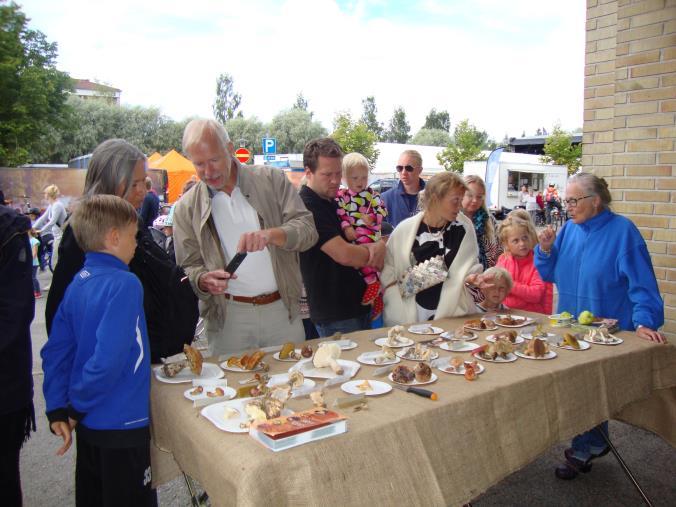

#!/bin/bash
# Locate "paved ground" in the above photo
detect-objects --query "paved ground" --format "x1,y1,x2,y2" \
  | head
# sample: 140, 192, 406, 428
21, 270, 675, 506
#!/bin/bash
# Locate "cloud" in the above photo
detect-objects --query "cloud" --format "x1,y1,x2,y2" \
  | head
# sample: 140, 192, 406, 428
20, 0, 585, 140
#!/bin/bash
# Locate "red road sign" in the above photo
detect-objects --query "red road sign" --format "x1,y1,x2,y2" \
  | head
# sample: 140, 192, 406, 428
235, 147, 251, 164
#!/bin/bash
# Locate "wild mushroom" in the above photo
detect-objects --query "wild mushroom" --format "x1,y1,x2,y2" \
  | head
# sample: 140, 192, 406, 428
313, 342, 344, 375
161, 344, 203, 378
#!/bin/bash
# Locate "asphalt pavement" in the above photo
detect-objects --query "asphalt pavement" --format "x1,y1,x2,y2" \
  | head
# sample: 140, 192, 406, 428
21, 270, 675, 506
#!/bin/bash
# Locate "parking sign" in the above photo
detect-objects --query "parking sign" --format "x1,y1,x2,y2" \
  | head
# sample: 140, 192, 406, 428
262, 138, 277, 155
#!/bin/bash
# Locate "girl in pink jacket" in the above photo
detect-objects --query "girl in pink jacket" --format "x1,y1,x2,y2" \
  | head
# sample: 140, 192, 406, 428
496, 210, 553, 314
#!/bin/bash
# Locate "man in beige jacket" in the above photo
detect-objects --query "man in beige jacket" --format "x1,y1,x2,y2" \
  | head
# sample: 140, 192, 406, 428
173, 119, 317, 356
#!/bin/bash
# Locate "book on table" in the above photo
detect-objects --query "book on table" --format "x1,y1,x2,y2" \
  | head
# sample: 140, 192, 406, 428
249, 408, 347, 452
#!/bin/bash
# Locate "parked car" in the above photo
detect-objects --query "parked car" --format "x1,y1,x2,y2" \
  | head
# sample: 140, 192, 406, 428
369, 178, 398, 194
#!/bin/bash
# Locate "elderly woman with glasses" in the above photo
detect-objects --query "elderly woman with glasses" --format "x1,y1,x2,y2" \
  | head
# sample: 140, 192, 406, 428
534, 172, 665, 481
461, 175, 502, 269
381, 172, 492, 326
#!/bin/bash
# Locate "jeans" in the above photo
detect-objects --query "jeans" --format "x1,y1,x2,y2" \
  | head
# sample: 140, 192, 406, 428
314, 313, 371, 337
571, 421, 609, 460
31, 266, 40, 293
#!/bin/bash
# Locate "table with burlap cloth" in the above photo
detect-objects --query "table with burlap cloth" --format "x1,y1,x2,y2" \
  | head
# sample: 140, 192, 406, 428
149, 313, 676, 506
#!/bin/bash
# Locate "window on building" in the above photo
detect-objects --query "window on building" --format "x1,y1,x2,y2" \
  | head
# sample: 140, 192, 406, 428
507, 171, 545, 192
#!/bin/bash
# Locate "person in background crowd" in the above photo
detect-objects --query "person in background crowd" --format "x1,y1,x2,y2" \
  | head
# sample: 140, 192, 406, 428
173, 119, 317, 356
29, 229, 41, 299
534, 172, 666, 480
525, 189, 540, 224
381, 149, 426, 227
536, 191, 545, 211
497, 210, 553, 315
150, 214, 175, 262
299, 138, 385, 336
461, 174, 502, 270
519, 184, 529, 208
468, 266, 512, 313
139, 177, 159, 227
382, 172, 493, 326
33, 184, 67, 272
0, 205, 36, 507
544, 183, 561, 225
46, 139, 198, 363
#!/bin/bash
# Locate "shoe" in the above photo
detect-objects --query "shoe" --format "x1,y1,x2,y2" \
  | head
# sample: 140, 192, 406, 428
34, 291, 42, 299
555, 445, 610, 480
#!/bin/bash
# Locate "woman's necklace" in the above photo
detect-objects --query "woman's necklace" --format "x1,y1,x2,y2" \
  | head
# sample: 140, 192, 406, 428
423, 215, 448, 244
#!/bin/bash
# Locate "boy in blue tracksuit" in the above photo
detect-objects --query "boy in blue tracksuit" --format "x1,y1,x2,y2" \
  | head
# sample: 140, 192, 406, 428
41, 195, 156, 506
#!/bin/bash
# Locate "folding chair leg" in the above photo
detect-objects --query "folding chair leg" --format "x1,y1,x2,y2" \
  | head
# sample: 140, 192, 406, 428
597, 427, 653, 507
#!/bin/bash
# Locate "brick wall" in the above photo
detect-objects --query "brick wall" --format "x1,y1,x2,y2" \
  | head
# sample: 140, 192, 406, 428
584, 0, 675, 338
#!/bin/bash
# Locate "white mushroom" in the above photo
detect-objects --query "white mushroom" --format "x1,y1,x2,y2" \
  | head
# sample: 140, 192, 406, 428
313, 342, 344, 375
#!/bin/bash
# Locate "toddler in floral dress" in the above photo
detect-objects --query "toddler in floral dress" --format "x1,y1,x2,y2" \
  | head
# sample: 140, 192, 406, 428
336, 153, 387, 318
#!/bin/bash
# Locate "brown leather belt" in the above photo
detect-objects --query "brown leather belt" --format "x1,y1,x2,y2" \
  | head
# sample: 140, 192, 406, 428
224, 291, 281, 305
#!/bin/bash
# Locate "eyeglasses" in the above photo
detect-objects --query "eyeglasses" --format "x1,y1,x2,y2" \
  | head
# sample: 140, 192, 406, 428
396, 165, 415, 173
564, 195, 592, 207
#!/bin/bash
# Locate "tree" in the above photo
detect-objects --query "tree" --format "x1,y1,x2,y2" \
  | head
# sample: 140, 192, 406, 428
423, 108, 450, 132
436, 119, 487, 173
330, 112, 379, 168
225, 116, 266, 155
267, 108, 327, 153
360, 96, 384, 140
293, 92, 308, 111
410, 128, 452, 147
212, 73, 242, 123
385, 106, 410, 144
540, 125, 582, 175
0, 1, 72, 166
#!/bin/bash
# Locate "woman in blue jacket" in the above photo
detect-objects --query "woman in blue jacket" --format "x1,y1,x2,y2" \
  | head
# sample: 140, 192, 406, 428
534, 172, 665, 480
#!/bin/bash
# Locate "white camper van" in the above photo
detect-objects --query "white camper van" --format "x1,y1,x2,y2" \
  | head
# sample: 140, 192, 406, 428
463, 152, 568, 211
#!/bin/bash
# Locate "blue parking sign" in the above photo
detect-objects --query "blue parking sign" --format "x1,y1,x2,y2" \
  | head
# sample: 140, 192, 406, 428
262, 138, 277, 155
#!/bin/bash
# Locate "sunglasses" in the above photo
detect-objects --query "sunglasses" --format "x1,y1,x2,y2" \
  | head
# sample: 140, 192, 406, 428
396, 165, 415, 173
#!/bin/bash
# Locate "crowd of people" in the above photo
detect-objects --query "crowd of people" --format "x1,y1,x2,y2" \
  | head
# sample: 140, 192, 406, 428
0, 120, 667, 505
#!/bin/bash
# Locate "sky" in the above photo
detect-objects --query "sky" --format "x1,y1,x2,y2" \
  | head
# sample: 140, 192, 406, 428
19, 0, 586, 141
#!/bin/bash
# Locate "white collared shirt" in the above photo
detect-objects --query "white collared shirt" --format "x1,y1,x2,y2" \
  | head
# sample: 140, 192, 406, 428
211, 187, 278, 296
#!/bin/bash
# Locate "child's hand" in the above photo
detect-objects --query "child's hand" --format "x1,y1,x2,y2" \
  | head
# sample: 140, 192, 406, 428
361, 214, 374, 226
344, 226, 357, 242
51, 418, 77, 456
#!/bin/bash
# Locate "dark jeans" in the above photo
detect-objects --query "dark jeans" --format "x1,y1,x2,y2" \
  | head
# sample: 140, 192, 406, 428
571, 421, 609, 460
314, 313, 371, 337
0, 407, 34, 507
302, 318, 319, 341
31, 266, 40, 293
545, 201, 561, 224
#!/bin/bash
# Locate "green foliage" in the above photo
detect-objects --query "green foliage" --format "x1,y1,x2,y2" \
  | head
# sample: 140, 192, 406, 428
212, 73, 242, 123
385, 106, 410, 144
436, 119, 487, 173
540, 125, 582, 175
410, 128, 451, 147
423, 109, 450, 132
330, 112, 379, 168
225, 116, 266, 155
360, 96, 384, 140
293, 92, 308, 111
0, 1, 72, 166
267, 108, 327, 153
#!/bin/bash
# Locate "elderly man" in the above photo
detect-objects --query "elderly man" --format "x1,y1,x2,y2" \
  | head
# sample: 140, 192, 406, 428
173, 119, 318, 356
381, 149, 426, 227
299, 138, 386, 336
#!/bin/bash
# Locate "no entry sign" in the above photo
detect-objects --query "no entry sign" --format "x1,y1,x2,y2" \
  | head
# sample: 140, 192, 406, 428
235, 147, 251, 164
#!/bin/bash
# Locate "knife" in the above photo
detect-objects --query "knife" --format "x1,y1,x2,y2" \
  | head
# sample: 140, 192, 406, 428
391, 383, 438, 400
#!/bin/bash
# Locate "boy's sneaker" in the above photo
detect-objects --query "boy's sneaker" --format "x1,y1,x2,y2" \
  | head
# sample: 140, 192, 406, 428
34, 291, 42, 299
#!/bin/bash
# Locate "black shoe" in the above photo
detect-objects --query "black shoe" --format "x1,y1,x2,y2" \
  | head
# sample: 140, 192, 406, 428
555, 449, 593, 480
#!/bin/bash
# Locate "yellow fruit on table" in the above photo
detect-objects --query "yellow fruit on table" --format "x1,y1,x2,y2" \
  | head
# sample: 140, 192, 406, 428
579, 311, 594, 325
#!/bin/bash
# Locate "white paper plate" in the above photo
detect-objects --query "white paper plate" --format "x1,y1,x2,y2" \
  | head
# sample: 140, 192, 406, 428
408, 325, 444, 335
520, 332, 557, 340
356, 351, 400, 366
219, 361, 265, 373
388, 372, 438, 386
374, 337, 414, 348
272, 350, 302, 362
266, 373, 316, 397
318, 340, 358, 351
550, 338, 591, 351
515, 350, 558, 360
184, 386, 236, 402
154, 363, 224, 384
472, 351, 518, 363
583, 335, 623, 346
486, 333, 525, 345
200, 398, 293, 434
437, 361, 485, 376
289, 358, 360, 379
396, 348, 439, 361
440, 330, 479, 341
439, 341, 481, 352
341, 379, 392, 396
464, 321, 499, 332
494, 315, 534, 328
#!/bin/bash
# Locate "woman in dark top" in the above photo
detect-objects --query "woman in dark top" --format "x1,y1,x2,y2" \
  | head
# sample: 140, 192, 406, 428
46, 139, 198, 362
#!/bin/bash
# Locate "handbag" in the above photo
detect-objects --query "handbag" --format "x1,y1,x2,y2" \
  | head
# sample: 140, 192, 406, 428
398, 255, 448, 298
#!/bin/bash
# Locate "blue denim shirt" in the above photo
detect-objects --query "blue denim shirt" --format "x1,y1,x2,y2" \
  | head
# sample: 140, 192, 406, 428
381, 178, 426, 228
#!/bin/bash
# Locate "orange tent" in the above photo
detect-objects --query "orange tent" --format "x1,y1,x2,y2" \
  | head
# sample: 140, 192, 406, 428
147, 152, 162, 164
149, 149, 197, 203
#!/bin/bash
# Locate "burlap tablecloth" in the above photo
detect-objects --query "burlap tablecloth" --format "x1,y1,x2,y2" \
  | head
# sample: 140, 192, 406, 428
149, 314, 676, 506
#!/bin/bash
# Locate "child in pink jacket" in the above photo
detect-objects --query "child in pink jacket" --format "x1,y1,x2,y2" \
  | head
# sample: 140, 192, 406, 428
496, 210, 553, 314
